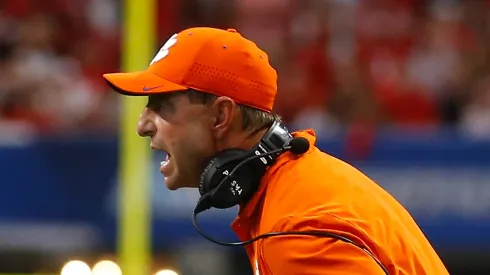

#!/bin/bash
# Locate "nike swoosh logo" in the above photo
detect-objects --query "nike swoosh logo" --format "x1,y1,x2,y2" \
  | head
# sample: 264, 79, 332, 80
143, 85, 165, 91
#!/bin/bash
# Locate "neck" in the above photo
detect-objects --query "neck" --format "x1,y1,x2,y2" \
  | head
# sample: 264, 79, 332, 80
243, 127, 269, 149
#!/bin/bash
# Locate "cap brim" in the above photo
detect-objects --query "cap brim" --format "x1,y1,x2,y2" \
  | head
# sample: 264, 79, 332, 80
103, 71, 188, 96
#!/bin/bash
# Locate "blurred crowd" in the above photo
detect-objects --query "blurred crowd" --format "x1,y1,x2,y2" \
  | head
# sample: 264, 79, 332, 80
1, 0, 490, 138
0, 0, 121, 135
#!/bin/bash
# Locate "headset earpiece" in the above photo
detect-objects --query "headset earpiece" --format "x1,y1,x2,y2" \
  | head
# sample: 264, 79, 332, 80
199, 148, 258, 209
198, 120, 294, 210
199, 148, 247, 195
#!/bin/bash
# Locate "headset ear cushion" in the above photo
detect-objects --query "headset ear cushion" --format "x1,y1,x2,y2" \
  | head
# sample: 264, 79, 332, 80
199, 148, 248, 197
199, 157, 217, 196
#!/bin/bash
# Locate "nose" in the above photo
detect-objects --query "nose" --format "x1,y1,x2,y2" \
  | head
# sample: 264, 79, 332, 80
137, 108, 156, 138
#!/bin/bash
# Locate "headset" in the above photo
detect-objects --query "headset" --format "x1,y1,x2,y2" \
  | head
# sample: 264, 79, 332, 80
193, 120, 390, 275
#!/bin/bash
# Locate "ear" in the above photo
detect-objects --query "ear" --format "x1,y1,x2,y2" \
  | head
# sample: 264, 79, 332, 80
211, 96, 238, 139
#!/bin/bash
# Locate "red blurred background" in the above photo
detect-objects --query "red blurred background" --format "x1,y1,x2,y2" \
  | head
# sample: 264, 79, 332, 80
1, 0, 490, 139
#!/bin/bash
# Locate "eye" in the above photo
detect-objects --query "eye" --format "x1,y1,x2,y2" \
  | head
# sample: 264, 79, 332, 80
146, 94, 177, 117
146, 101, 159, 111
147, 94, 169, 111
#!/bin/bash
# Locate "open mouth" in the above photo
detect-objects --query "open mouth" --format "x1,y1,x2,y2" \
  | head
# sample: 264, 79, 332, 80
160, 153, 171, 168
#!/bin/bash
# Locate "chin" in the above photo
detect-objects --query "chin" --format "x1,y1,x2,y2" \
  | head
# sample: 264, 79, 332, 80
164, 178, 199, 191
164, 180, 181, 191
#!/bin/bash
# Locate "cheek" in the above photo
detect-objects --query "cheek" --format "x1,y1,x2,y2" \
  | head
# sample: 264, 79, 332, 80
186, 122, 214, 154
170, 128, 210, 173
155, 113, 215, 161
153, 119, 181, 150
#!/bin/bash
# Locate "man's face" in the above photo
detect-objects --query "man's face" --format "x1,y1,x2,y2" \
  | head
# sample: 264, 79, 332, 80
137, 93, 216, 190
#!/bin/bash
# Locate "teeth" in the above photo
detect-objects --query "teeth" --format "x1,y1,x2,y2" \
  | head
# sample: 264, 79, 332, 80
160, 153, 170, 167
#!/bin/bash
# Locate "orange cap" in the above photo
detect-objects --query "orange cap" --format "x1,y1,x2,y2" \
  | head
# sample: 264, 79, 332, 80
103, 27, 278, 112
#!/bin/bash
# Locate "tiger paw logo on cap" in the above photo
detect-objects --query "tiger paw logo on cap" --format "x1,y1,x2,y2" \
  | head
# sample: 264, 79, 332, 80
150, 33, 178, 65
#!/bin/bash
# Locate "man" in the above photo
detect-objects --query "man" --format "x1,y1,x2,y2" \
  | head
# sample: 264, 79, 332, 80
103, 27, 449, 275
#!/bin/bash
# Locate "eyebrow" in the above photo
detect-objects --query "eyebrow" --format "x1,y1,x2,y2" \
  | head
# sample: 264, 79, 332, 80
146, 94, 177, 112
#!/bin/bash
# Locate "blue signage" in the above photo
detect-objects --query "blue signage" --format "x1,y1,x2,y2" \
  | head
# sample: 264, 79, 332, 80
1, 130, 489, 253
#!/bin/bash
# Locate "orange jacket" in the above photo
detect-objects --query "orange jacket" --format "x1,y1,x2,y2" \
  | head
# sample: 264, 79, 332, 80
232, 129, 449, 275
